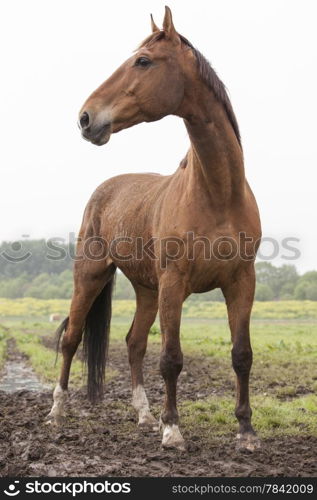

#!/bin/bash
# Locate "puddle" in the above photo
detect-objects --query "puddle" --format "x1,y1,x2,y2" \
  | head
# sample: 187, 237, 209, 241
0, 360, 50, 392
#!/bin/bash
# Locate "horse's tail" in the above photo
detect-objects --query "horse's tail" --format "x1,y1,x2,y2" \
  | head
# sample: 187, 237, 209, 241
83, 273, 116, 403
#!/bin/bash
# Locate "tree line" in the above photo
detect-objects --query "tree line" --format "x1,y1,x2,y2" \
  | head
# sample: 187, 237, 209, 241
0, 240, 316, 301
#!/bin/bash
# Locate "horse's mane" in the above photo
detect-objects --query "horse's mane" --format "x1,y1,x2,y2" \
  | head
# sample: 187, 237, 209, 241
139, 32, 242, 148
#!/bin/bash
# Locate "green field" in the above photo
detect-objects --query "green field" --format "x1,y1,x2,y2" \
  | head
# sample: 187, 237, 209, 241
0, 298, 317, 442
0, 298, 317, 320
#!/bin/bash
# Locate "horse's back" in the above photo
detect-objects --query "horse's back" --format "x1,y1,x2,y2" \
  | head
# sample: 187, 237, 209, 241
94, 172, 168, 203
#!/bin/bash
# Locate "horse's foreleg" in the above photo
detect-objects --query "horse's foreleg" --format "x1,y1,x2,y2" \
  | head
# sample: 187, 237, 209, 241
223, 266, 260, 451
126, 286, 158, 430
159, 272, 185, 451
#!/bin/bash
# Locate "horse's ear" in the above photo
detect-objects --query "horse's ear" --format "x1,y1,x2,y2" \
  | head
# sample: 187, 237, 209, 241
162, 6, 180, 44
150, 14, 160, 33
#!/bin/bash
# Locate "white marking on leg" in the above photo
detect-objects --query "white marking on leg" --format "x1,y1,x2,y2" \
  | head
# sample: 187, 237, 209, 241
132, 384, 149, 413
47, 383, 68, 420
132, 385, 158, 430
162, 423, 185, 451
236, 432, 261, 452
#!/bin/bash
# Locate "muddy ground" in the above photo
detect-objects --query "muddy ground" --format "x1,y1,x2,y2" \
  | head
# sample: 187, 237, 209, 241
0, 341, 316, 477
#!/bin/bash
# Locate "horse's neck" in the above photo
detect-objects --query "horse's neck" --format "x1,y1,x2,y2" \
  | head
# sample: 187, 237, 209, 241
182, 89, 245, 208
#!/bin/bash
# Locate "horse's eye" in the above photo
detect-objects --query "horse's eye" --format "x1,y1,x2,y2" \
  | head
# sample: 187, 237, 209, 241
135, 57, 152, 68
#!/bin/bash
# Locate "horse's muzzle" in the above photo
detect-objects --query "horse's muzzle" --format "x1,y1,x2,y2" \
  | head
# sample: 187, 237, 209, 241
79, 112, 112, 146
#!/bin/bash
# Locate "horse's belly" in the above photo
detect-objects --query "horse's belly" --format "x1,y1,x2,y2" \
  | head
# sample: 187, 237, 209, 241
188, 256, 241, 294
116, 257, 159, 290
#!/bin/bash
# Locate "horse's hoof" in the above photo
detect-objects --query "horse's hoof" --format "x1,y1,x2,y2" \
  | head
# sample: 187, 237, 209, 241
138, 413, 159, 432
161, 424, 186, 451
45, 412, 66, 426
236, 432, 261, 452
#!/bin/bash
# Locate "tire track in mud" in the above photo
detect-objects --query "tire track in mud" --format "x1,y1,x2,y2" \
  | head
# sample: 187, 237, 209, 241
0, 338, 50, 393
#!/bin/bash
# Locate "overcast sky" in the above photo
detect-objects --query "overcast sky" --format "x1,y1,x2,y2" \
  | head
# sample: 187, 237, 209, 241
1, 0, 316, 272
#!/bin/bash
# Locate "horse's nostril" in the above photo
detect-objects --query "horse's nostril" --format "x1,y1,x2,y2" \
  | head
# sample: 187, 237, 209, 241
80, 111, 90, 129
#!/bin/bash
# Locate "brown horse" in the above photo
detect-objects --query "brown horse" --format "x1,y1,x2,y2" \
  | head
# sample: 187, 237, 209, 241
48, 7, 261, 451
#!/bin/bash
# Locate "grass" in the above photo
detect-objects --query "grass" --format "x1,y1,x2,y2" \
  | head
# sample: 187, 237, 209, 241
112, 318, 317, 359
0, 324, 9, 369
181, 394, 317, 440
0, 298, 317, 320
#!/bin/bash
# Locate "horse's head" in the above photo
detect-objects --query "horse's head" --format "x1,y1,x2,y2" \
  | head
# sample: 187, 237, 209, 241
79, 6, 191, 146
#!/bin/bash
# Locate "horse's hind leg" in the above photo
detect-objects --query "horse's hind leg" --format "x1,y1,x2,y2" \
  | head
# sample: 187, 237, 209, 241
222, 265, 260, 451
126, 286, 159, 430
47, 261, 115, 424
